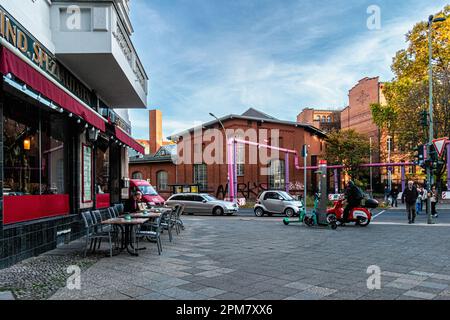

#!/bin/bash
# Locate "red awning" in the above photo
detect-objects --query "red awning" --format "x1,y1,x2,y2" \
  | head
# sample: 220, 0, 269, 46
115, 126, 145, 154
0, 46, 106, 131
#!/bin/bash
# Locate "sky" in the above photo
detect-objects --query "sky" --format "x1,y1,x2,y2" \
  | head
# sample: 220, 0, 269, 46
128, 0, 449, 140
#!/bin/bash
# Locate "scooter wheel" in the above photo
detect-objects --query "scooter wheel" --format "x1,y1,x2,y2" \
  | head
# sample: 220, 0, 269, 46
283, 219, 290, 226
331, 222, 338, 230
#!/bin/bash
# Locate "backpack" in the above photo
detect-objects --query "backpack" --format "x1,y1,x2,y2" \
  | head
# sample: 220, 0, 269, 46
355, 186, 365, 200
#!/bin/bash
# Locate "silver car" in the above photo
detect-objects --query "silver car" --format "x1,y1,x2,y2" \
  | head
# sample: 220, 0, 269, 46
254, 191, 303, 217
166, 193, 239, 216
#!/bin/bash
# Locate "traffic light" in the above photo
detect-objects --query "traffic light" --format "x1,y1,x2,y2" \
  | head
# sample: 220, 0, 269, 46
420, 111, 429, 127
413, 145, 426, 167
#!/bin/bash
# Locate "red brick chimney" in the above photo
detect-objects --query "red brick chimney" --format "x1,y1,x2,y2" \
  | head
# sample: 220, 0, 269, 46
149, 109, 163, 155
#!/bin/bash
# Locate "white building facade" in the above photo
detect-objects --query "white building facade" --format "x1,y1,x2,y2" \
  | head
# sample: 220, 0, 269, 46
0, 0, 148, 268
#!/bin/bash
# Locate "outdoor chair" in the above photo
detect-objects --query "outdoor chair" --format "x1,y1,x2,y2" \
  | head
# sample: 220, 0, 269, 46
109, 207, 119, 218
172, 204, 185, 235
114, 203, 125, 215
135, 216, 163, 255
161, 207, 176, 242
81, 211, 113, 258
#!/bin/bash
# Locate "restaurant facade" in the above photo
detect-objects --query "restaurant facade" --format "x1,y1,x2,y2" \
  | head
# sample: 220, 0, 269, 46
0, 0, 147, 268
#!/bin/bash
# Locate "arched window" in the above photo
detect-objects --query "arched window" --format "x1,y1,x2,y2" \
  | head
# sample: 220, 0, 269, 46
132, 171, 143, 180
269, 160, 285, 190
157, 171, 169, 191
322, 116, 326, 123
327, 116, 332, 123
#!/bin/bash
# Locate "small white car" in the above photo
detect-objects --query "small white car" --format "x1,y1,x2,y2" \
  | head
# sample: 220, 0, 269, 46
254, 191, 304, 217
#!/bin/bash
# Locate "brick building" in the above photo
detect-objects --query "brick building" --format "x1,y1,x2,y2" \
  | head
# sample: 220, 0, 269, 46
130, 108, 327, 200
297, 108, 341, 133
340, 77, 416, 188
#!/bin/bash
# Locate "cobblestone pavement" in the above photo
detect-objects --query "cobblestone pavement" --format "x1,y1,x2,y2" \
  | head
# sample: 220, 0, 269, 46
0, 250, 100, 300
48, 213, 450, 300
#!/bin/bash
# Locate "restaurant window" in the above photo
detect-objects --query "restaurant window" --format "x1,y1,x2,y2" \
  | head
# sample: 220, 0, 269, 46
194, 164, 207, 190
269, 159, 285, 190
3, 99, 67, 196
157, 171, 168, 191
96, 143, 110, 194
132, 171, 143, 180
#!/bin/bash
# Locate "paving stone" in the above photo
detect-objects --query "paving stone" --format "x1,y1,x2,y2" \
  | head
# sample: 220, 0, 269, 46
403, 290, 436, 300
0, 291, 15, 300
284, 282, 313, 291
417, 282, 449, 290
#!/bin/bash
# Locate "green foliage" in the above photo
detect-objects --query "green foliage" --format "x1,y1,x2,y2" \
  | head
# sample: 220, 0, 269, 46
378, 5, 450, 148
325, 129, 371, 180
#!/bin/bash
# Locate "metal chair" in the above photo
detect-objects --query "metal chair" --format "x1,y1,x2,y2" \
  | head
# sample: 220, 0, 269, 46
114, 203, 125, 215
81, 211, 114, 257
135, 216, 163, 255
161, 207, 175, 242
172, 204, 185, 235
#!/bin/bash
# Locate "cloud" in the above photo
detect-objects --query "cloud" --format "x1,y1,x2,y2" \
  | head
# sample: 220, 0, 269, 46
129, 0, 449, 139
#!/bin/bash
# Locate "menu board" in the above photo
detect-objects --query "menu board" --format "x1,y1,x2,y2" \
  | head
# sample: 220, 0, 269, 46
82, 145, 93, 203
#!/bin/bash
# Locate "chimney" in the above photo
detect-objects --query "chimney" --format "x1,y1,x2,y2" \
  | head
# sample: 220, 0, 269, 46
149, 109, 163, 155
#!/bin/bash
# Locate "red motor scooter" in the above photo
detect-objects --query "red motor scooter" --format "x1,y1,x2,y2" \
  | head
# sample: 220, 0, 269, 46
326, 195, 378, 227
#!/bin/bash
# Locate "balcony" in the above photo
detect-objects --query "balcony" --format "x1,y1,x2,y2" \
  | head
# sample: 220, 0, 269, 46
50, 1, 148, 109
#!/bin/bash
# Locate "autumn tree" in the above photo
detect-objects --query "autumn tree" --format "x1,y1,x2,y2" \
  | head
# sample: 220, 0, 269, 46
325, 129, 371, 180
371, 5, 450, 148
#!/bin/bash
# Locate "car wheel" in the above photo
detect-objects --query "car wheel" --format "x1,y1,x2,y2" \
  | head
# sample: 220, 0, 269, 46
285, 208, 295, 218
213, 207, 224, 216
254, 207, 265, 217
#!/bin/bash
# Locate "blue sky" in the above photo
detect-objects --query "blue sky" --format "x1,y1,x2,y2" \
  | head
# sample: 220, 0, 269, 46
129, 0, 448, 140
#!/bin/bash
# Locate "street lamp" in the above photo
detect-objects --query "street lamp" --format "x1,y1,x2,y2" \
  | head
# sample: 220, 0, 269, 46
426, 14, 446, 224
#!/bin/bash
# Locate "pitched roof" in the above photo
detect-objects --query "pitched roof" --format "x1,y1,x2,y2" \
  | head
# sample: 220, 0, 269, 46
241, 108, 277, 120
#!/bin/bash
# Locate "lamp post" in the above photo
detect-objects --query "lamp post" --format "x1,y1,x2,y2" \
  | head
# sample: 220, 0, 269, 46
426, 14, 446, 224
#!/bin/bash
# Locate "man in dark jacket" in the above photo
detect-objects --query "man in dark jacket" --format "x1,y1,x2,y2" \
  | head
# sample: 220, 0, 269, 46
402, 181, 419, 224
343, 180, 363, 223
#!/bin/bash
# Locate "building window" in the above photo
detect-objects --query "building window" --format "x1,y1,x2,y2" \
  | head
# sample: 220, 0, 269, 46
236, 136, 245, 176
157, 171, 169, 191
322, 116, 326, 123
327, 116, 331, 123
4, 100, 67, 196
269, 159, 285, 190
132, 171, 143, 180
194, 164, 208, 190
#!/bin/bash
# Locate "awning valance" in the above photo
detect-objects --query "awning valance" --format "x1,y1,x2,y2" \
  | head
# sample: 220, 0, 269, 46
0, 46, 106, 131
115, 126, 145, 154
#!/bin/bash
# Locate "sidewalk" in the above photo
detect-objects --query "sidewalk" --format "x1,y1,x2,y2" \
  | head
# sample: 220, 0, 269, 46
384, 203, 450, 211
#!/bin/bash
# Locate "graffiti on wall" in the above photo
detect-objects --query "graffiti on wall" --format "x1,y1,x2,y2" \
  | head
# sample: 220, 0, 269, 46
216, 181, 305, 199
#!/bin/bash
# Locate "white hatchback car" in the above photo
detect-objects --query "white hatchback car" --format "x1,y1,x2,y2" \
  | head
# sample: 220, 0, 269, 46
254, 191, 303, 217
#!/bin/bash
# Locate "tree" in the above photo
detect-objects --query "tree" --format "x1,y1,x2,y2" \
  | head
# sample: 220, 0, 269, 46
372, 5, 450, 148
325, 130, 371, 180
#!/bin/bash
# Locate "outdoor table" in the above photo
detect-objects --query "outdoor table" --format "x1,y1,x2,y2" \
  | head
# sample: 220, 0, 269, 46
102, 218, 149, 256
121, 212, 161, 219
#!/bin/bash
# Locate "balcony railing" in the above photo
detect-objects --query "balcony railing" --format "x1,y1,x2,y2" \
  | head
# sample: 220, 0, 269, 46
100, 108, 132, 134
112, 19, 148, 95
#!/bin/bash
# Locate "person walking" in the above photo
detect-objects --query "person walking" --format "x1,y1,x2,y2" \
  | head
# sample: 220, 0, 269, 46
384, 185, 390, 206
390, 186, 399, 208
430, 186, 439, 218
402, 181, 419, 224
416, 186, 423, 215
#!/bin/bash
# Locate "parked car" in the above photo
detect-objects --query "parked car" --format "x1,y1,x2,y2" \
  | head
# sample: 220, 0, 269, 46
254, 191, 303, 217
130, 179, 166, 206
166, 193, 239, 216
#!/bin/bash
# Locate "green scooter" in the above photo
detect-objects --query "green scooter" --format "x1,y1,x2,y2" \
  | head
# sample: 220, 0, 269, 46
283, 193, 319, 226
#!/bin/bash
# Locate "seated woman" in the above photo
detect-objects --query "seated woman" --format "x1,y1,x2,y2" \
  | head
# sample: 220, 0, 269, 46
129, 191, 144, 213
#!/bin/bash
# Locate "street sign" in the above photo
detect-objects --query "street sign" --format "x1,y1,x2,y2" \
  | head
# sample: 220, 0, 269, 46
432, 137, 448, 158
